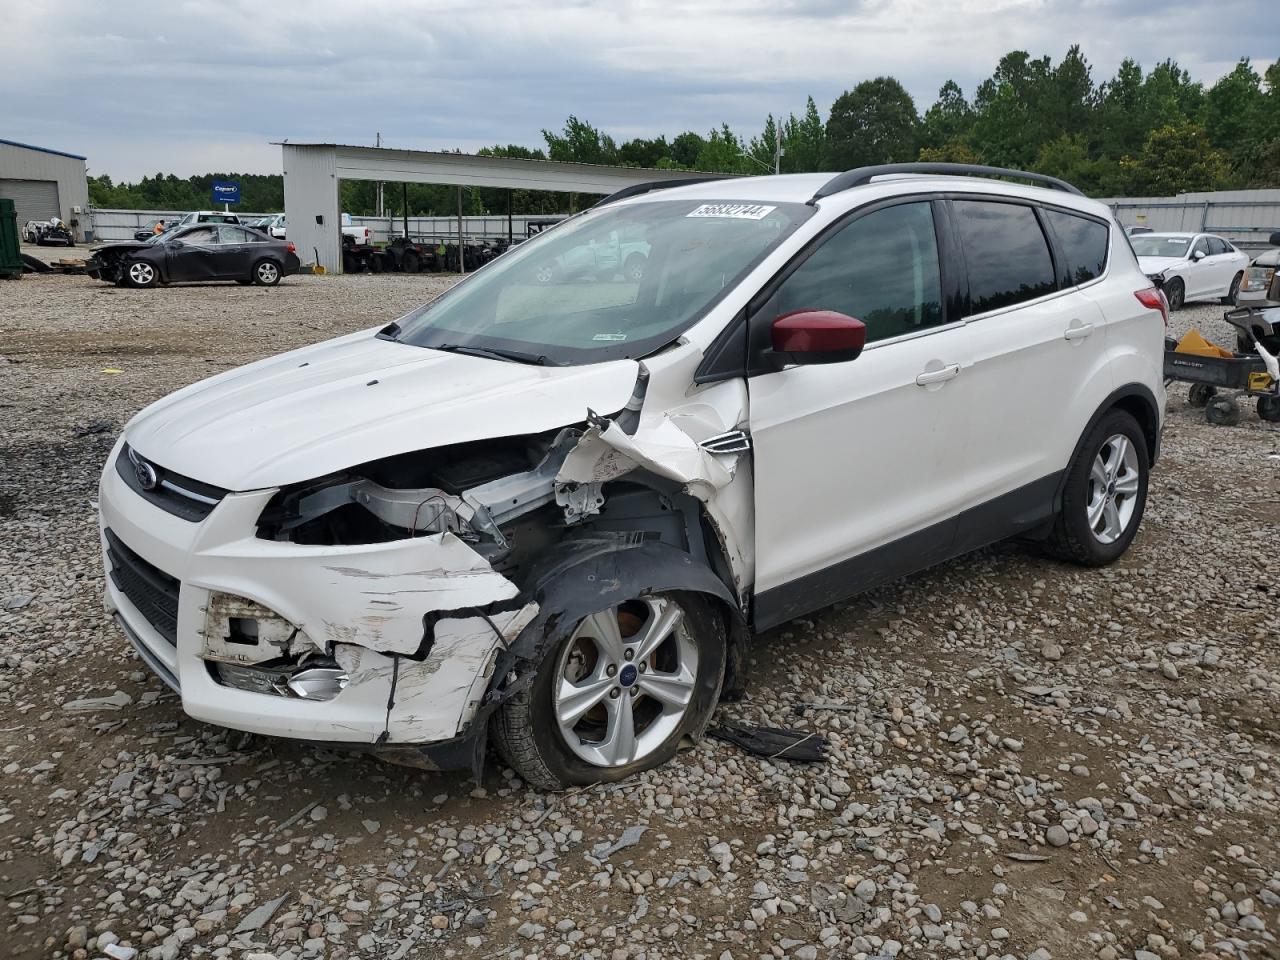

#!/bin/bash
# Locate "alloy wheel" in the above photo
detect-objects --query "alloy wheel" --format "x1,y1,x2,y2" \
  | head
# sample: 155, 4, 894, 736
1087, 434, 1140, 544
257, 262, 279, 284
128, 262, 155, 285
553, 597, 699, 768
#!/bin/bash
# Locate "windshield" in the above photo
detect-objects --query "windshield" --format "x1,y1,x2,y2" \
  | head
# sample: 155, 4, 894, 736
1131, 235, 1194, 258
394, 198, 809, 364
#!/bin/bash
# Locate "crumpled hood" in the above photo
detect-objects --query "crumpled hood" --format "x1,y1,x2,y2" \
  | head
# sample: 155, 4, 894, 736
125, 329, 639, 491
1137, 255, 1186, 275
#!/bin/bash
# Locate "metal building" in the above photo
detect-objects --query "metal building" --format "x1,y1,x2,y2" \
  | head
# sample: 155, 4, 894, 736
279, 143, 720, 273
0, 139, 91, 242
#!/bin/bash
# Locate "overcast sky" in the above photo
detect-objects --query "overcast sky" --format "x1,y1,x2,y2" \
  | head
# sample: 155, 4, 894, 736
5, 0, 1277, 181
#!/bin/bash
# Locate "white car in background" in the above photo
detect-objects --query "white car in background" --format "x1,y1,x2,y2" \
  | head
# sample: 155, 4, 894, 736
247, 214, 286, 239
1131, 231, 1249, 310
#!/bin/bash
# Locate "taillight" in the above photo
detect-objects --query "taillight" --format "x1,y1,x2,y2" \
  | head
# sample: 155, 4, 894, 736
1135, 287, 1169, 327
286, 242, 296, 254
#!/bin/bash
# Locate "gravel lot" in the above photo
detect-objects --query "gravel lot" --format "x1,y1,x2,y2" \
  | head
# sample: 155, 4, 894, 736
1, 272, 1277, 960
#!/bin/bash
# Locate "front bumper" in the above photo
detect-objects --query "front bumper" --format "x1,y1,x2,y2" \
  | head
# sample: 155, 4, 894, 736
98, 437, 531, 749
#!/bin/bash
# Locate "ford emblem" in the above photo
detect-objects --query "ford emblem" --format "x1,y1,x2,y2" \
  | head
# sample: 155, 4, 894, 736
134, 458, 159, 491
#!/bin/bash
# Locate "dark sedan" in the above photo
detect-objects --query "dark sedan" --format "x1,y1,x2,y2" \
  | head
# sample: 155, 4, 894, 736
86, 224, 300, 288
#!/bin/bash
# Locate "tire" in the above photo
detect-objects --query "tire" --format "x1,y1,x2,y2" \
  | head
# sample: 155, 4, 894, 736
1187, 383, 1217, 408
1044, 410, 1149, 567
401, 251, 420, 274
624, 253, 647, 283
1257, 396, 1280, 422
494, 591, 725, 790
124, 260, 159, 288
252, 259, 281, 286
1205, 396, 1241, 426
342, 252, 357, 274
1222, 272, 1243, 304
1164, 277, 1185, 311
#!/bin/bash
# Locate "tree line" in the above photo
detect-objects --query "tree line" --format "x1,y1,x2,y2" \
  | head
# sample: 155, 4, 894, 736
89, 47, 1279, 217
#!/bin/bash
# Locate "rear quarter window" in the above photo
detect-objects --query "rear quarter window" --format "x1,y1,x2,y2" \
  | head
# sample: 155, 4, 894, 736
1045, 209, 1110, 285
955, 200, 1056, 314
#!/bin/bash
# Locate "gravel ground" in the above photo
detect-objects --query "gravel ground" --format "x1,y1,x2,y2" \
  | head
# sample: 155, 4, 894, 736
1, 273, 1277, 960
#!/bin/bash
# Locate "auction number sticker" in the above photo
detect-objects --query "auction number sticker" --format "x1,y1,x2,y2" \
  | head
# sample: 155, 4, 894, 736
687, 203, 776, 220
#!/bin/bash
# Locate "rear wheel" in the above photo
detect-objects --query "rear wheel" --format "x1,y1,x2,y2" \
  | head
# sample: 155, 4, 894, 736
1222, 272, 1243, 304
1164, 277, 1185, 311
1044, 410, 1148, 566
1206, 396, 1241, 426
1257, 396, 1280, 422
252, 259, 281, 286
1187, 383, 1217, 408
125, 260, 159, 288
342, 252, 358, 274
494, 591, 724, 790
401, 251, 420, 274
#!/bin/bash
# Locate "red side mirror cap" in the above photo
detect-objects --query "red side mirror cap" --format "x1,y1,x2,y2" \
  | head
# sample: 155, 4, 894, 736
772, 310, 867, 365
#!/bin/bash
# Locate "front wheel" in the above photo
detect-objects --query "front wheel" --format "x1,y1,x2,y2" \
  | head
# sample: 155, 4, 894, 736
125, 260, 159, 288
1044, 410, 1148, 566
1187, 383, 1217, 408
252, 260, 281, 286
494, 592, 725, 790
1164, 277, 1185, 311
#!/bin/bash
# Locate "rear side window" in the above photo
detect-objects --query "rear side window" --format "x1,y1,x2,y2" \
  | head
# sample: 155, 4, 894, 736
1045, 209, 1109, 285
773, 201, 943, 344
955, 201, 1055, 314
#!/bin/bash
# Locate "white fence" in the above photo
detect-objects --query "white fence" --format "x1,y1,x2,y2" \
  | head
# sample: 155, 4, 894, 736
1101, 189, 1280, 250
88, 209, 565, 244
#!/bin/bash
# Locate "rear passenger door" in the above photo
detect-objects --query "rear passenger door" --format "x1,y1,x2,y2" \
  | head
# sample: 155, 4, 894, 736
951, 199, 1110, 552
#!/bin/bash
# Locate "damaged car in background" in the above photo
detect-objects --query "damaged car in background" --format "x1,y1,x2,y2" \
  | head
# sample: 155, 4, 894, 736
100, 163, 1166, 789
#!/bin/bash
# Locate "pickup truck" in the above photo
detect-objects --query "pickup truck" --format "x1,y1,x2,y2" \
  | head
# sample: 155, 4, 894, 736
340, 213, 371, 246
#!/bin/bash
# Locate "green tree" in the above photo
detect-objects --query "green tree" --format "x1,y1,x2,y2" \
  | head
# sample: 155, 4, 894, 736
919, 80, 973, 153
1118, 122, 1227, 194
779, 97, 826, 172
694, 124, 749, 173
669, 131, 707, 169
824, 77, 919, 169
542, 116, 618, 165
1202, 58, 1264, 159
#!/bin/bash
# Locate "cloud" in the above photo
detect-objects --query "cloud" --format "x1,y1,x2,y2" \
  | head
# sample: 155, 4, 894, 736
4, 0, 1276, 180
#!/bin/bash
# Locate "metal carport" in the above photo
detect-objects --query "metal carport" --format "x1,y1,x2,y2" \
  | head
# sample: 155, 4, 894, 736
278, 143, 719, 274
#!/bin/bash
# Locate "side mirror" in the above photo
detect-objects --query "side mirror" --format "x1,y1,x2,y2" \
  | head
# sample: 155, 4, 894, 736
1191, 249, 1206, 261
772, 310, 866, 365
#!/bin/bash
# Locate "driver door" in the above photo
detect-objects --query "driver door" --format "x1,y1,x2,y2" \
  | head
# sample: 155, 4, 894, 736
164, 226, 219, 282
748, 199, 972, 628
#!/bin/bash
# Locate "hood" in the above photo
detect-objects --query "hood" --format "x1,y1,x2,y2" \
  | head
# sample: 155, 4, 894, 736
91, 241, 151, 256
1251, 248, 1280, 267
125, 330, 639, 491
1136, 255, 1187, 275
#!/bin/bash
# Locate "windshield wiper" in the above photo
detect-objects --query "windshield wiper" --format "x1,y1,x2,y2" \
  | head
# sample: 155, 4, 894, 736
433, 343, 554, 365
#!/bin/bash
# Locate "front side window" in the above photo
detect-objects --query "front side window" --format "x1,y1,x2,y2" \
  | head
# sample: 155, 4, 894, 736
772, 201, 943, 343
1190, 237, 1210, 258
1045, 209, 1109, 285
955, 200, 1056, 314
180, 227, 217, 245
394, 199, 811, 365
1207, 237, 1231, 255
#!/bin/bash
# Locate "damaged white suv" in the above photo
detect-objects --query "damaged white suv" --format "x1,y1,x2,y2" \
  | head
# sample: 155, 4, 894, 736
100, 164, 1167, 789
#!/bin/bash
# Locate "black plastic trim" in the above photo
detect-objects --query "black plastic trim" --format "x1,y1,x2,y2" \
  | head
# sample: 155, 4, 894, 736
810, 163, 1084, 204
593, 177, 728, 208
105, 529, 180, 646
116, 444, 228, 522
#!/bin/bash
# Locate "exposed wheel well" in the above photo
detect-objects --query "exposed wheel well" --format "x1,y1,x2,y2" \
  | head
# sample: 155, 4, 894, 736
1110, 390, 1161, 466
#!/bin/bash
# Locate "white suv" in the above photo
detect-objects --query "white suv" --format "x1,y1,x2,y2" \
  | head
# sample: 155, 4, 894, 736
99, 164, 1167, 789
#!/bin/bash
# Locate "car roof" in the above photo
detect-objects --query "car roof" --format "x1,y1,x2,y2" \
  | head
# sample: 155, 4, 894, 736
1140, 231, 1203, 239
612, 172, 1111, 218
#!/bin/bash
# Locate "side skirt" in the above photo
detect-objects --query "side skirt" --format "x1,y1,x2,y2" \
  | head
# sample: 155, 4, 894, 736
753, 471, 1063, 632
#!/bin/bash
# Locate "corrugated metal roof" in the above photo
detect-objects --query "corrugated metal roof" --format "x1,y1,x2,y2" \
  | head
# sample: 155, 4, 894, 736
0, 138, 87, 161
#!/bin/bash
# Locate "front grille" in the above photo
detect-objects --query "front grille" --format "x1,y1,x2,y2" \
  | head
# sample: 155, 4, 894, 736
105, 529, 180, 646
116, 444, 228, 522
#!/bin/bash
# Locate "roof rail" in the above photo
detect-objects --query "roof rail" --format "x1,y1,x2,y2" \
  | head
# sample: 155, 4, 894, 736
809, 163, 1084, 204
594, 176, 727, 208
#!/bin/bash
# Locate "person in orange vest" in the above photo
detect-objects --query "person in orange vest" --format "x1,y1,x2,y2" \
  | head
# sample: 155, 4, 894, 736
153, 219, 166, 236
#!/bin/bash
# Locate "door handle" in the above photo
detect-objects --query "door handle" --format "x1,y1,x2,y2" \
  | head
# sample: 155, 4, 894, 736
1064, 321, 1094, 341
915, 363, 960, 386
